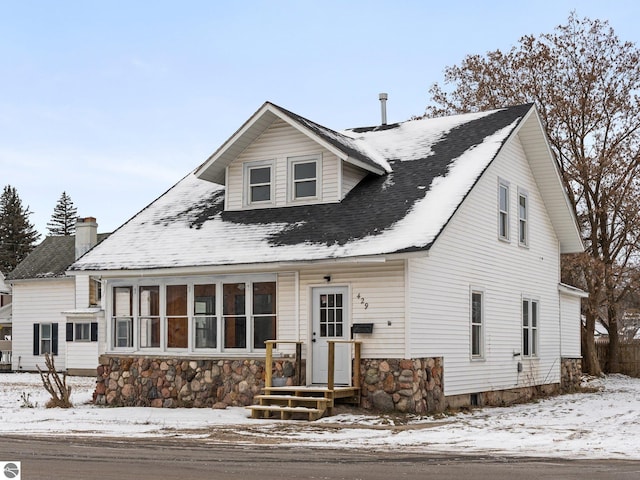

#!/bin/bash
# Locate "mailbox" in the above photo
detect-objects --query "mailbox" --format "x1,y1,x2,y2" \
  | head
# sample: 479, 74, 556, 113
351, 323, 374, 337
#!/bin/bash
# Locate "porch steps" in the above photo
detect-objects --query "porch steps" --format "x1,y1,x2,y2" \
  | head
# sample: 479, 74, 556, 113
247, 386, 360, 421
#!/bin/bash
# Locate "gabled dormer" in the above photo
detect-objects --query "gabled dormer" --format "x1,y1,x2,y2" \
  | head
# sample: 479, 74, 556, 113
195, 102, 390, 211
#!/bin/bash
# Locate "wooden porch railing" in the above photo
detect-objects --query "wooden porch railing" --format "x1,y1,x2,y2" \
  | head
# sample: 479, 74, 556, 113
264, 339, 361, 390
327, 340, 361, 390
264, 340, 303, 388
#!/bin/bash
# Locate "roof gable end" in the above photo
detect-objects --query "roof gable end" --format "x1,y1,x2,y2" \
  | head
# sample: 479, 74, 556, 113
195, 102, 389, 185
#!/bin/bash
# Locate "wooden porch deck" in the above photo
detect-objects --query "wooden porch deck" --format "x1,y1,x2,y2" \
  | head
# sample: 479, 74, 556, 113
247, 340, 361, 420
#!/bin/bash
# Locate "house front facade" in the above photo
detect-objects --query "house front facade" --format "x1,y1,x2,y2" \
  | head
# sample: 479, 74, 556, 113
70, 101, 585, 412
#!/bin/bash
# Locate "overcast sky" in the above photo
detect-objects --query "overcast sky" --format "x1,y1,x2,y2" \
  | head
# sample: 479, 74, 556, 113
2, 0, 639, 237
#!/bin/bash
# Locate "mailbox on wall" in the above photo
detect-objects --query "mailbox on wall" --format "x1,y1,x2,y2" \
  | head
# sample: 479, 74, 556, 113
351, 323, 374, 338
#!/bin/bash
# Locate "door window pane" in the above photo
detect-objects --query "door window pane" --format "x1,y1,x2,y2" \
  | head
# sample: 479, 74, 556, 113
319, 293, 343, 338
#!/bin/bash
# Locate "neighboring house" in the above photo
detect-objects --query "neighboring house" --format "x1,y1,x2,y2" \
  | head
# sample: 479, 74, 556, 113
69, 101, 585, 412
7, 218, 109, 375
0, 272, 12, 370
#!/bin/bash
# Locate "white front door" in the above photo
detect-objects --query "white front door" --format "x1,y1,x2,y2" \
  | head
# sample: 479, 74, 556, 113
311, 287, 351, 385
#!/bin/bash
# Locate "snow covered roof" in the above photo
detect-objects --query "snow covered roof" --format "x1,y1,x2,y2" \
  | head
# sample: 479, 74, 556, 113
7, 233, 110, 280
71, 103, 553, 273
195, 102, 390, 185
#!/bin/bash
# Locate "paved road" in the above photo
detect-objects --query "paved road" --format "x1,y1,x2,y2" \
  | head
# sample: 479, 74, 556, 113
1, 435, 639, 480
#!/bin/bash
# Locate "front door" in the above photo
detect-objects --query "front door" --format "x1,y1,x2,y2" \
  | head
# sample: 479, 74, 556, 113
311, 287, 350, 385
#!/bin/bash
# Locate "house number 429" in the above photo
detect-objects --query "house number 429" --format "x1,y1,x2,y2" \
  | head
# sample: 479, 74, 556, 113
356, 293, 369, 309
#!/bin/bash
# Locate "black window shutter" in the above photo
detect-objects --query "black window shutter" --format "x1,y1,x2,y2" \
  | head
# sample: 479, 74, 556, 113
66, 323, 74, 342
33, 323, 40, 356
52, 323, 59, 355
90, 322, 98, 342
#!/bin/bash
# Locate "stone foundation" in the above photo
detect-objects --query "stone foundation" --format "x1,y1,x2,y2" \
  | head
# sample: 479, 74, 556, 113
94, 354, 580, 413
94, 355, 302, 408
560, 357, 582, 392
358, 358, 445, 414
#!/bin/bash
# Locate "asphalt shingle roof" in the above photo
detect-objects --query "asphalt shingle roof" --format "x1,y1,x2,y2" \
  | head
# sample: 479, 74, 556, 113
7, 233, 110, 280
70, 104, 533, 272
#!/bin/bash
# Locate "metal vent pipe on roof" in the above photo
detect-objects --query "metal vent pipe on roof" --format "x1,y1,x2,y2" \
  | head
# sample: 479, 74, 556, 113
379, 92, 388, 125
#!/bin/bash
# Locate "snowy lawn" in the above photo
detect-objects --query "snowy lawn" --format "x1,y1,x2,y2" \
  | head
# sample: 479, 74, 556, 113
0, 373, 638, 460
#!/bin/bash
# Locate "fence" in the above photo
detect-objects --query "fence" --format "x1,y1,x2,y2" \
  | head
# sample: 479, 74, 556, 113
595, 339, 640, 377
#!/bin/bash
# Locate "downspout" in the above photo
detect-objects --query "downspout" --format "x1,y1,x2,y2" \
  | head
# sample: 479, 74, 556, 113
295, 270, 300, 342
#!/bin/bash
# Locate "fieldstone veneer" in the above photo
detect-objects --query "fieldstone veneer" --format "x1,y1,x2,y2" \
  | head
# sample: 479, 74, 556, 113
94, 355, 300, 408
359, 358, 445, 414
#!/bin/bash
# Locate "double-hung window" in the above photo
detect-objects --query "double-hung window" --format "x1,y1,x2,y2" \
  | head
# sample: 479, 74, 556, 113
194, 284, 217, 349
522, 298, 539, 357
252, 282, 276, 349
33, 322, 58, 355
113, 286, 133, 348
75, 323, 91, 342
223, 283, 247, 349
289, 155, 320, 201
166, 285, 188, 349
245, 161, 273, 205
139, 286, 160, 348
470, 290, 484, 358
518, 190, 529, 246
498, 179, 510, 241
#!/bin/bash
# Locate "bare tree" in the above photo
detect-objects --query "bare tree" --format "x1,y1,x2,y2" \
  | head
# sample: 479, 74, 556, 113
423, 13, 640, 374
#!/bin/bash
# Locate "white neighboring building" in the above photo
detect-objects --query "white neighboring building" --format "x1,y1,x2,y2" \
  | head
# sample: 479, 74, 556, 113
7, 218, 109, 375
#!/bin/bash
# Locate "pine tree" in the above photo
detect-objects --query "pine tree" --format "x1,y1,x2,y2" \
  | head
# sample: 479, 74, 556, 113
0, 185, 41, 273
47, 191, 78, 236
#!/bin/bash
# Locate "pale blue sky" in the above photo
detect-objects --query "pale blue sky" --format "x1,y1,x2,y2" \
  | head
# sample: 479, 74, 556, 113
1, 1, 639, 236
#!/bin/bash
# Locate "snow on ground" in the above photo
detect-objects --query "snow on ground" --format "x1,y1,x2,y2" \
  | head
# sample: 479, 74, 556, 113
0, 373, 638, 460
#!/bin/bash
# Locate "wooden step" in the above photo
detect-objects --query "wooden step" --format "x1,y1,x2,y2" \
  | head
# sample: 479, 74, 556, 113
247, 405, 324, 421
255, 394, 332, 407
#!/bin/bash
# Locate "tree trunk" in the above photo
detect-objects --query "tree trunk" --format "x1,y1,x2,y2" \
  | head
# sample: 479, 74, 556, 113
607, 306, 621, 373
582, 312, 602, 376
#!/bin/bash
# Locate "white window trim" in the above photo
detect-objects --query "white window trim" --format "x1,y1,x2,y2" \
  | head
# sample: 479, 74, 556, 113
522, 297, 539, 358
106, 274, 277, 356
243, 159, 275, 207
518, 188, 529, 247
40, 323, 53, 355
470, 287, 485, 360
498, 178, 510, 242
74, 322, 91, 342
288, 154, 322, 203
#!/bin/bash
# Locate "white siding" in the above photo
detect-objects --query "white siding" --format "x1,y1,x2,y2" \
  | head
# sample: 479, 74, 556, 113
560, 293, 581, 357
66, 325, 100, 372
11, 279, 75, 372
408, 134, 563, 396
342, 161, 368, 199
75, 275, 90, 308
290, 261, 406, 359
226, 119, 341, 209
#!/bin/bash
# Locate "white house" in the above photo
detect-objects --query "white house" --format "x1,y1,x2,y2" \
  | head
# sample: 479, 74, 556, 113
7, 218, 109, 375
69, 101, 585, 412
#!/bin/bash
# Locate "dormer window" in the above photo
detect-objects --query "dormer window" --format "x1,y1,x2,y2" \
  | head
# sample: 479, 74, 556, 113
289, 154, 321, 201
244, 160, 274, 206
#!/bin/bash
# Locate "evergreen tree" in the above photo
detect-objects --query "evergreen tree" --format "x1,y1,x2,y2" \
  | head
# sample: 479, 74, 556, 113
47, 191, 78, 236
0, 185, 40, 273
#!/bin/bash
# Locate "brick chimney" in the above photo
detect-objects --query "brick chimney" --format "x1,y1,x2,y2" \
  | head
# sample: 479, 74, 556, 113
75, 217, 98, 260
